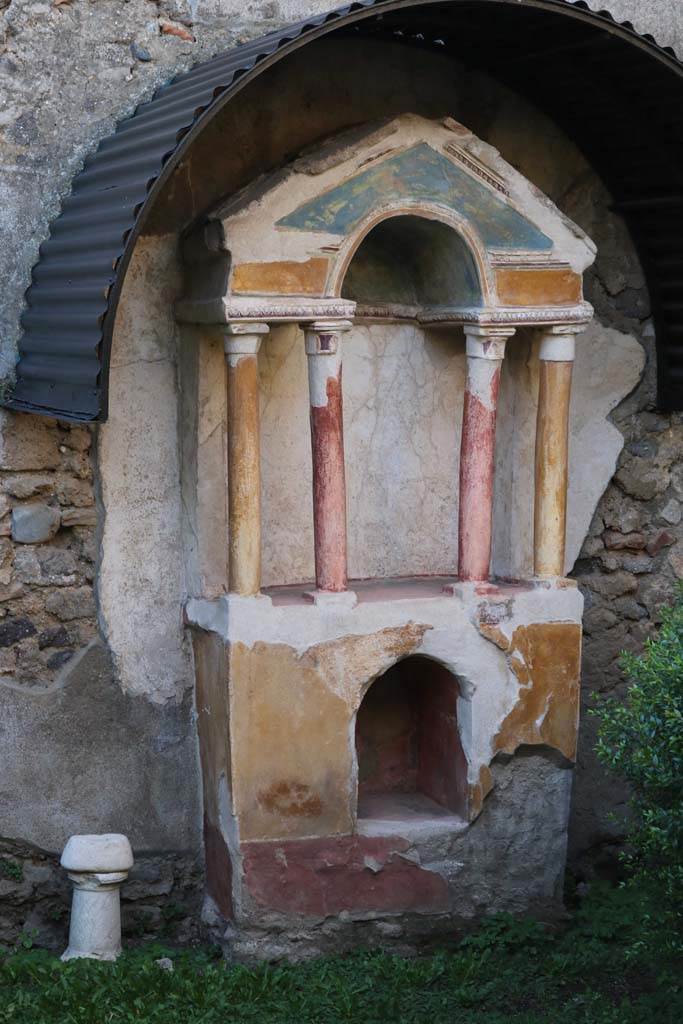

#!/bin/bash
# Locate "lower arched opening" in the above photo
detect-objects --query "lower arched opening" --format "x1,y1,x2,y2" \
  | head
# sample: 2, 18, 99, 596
355, 655, 468, 827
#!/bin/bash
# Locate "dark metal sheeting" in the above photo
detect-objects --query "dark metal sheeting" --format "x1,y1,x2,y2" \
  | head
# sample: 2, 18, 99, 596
5, 0, 683, 421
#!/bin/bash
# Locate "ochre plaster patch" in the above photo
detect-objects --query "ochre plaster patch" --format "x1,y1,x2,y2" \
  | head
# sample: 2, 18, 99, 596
482, 621, 582, 762
468, 621, 580, 816
230, 624, 430, 841
232, 258, 329, 295
495, 268, 582, 306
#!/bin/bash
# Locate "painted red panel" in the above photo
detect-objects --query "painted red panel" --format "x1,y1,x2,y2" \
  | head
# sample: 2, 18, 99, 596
417, 662, 468, 817
310, 369, 347, 592
356, 657, 467, 816
242, 834, 448, 916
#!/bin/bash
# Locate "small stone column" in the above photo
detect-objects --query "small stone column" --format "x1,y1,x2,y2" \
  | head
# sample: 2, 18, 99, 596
225, 323, 269, 596
458, 325, 515, 581
534, 325, 582, 577
303, 320, 353, 593
60, 834, 133, 962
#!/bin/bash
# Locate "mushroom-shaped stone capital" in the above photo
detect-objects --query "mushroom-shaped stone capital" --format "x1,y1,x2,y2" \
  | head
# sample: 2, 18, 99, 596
61, 834, 133, 874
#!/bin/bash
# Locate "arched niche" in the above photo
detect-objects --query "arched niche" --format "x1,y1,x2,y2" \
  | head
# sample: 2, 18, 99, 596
355, 655, 468, 826
341, 213, 484, 315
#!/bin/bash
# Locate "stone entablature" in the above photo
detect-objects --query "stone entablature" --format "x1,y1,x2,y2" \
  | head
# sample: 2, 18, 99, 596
177, 114, 594, 331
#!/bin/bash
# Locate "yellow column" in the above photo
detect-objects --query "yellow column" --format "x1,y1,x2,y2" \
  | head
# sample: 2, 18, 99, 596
534, 325, 582, 577
224, 323, 269, 596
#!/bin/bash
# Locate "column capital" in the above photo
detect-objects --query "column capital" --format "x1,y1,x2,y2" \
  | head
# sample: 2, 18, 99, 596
538, 323, 586, 362
464, 324, 516, 361
303, 320, 353, 356
224, 322, 269, 359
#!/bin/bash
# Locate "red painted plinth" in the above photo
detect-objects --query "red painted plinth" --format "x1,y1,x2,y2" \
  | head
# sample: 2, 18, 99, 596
458, 366, 501, 581
243, 834, 448, 917
310, 370, 348, 592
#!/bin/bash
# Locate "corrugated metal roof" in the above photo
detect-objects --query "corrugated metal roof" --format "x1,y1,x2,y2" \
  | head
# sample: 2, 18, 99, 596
5, 0, 683, 420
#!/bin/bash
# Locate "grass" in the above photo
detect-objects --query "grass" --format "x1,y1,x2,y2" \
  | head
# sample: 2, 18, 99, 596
1, 884, 681, 1024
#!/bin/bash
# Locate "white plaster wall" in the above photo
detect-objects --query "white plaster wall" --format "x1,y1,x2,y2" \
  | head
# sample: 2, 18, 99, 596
259, 321, 465, 586
259, 320, 644, 586
566, 322, 646, 570
98, 236, 192, 705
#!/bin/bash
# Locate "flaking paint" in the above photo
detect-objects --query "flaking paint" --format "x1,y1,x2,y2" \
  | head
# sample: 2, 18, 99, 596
241, 834, 449, 918
229, 623, 429, 841
309, 369, 348, 592
496, 268, 582, 306
278, 143, 553, 251
482, 621, 582, 762
232, 258, 330, 296
458, 362, 501, 580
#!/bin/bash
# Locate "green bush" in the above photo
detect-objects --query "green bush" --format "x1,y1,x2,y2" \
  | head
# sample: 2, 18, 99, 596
593, 585, 683, 908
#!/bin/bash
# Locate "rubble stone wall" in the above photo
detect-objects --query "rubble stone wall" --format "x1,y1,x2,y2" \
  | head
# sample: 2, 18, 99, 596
0, 414, 97, 684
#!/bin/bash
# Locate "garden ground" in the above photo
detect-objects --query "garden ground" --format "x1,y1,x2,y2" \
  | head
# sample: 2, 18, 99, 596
1, 883, 680, 1024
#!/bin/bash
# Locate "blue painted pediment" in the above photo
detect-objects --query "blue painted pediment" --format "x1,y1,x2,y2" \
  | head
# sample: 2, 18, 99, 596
277, 143, 553, 252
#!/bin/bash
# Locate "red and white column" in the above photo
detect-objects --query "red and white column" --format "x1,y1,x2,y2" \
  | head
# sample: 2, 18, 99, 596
458, 325, 515, 582
303, 320, 352, 593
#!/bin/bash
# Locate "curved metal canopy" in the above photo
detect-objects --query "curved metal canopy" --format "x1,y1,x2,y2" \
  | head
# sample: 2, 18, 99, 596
6, 0, 683, 420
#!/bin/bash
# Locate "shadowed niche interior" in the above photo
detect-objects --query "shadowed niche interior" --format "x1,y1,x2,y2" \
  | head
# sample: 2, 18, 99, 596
341, 214, 482, 313
355, 655, 468, 825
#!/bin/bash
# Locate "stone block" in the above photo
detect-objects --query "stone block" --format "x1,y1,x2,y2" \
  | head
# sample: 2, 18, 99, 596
54, 476, 94, 508
12, 547, 42, 585
0, 537, 13, 585
1, 474, 54, 499
615, 458, 670, 501
602, 497, 643, 534
620, 554, 654, 575
672, 463, 683, 498
61, 507, 97, 528
61, 428, 92, 453
659, 498, 682, 526
11, 503, 61, 544
581, 571, 638, 598
0, 412, 61, 471
670, 544, 683, 581
0, 617, 36, 648
38, 626, 71, 650
45, 587, 96, 621
35, 546, 81, 585
646, 530, 677, 557
603, 531, 646, 551
583, 606, 618, 634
